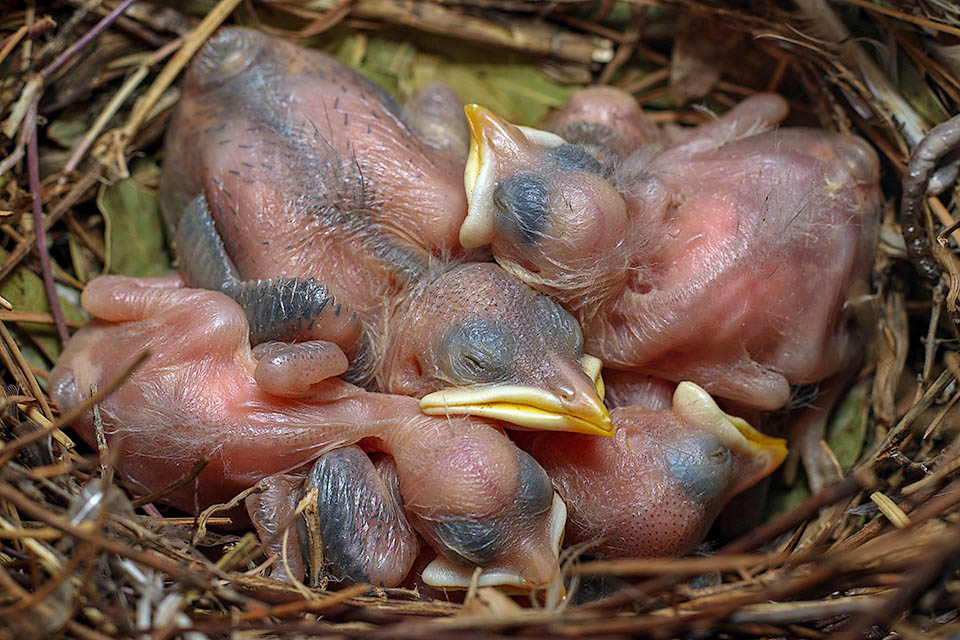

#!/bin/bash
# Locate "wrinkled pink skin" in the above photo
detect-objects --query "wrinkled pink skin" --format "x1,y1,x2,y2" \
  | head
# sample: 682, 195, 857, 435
161, 27, 473, 326
49, 277, 561, 588
543, 86, 662, 155
517, 407, 762, 559
600, 98, 878, 412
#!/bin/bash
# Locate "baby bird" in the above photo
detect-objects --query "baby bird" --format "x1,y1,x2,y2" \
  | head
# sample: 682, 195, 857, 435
50, 28, 625, 591
460, 89, 880, 490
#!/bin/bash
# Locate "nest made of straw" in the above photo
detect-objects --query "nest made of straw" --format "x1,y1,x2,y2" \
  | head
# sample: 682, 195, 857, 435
2, 0, 960, 638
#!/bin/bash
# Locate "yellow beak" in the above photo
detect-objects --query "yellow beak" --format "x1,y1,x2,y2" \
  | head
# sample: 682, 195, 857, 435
420, 354, 613, 437
460, 104, 566, 248
672, 381, 788, 490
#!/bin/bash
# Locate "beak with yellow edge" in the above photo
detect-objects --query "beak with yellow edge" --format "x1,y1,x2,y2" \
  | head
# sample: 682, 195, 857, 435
421, 493, 567, 591
420, 354, 613, 437
672, 381, 788, 492
461, 104, 565, 248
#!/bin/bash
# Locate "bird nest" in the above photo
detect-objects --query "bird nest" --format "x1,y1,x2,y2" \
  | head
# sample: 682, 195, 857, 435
1, 0, 959, 637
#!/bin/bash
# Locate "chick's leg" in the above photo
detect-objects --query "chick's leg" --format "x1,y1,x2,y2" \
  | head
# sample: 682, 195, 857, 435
245, 473, 307, 583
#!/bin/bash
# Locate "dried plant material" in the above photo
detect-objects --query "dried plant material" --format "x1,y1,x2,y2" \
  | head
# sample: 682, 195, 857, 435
348, 0, 614, 65
669, 14, 745, 104
794, 0, 928, 146
898, 53, 952, 127
869, 491, 910, 528
872, 284, 909, 427
2, 0, 960, 637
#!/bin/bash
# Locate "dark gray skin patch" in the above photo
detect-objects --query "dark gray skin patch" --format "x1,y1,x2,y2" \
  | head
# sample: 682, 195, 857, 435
439, 319, 517, 384
431, 518, 501, 566
551, 123, 627, 179
549, 143, 603, 175
302, 448, 408, 585
665, 433, 733, 503
513, 449, 554, 517
493, 172, 549, 245
176, 194, 373, 383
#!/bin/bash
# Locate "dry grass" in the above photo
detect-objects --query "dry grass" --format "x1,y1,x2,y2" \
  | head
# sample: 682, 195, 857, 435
2, 0, 960, 637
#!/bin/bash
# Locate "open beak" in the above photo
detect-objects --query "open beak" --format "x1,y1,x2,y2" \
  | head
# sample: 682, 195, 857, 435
420, 355, 613, 437
421, 493, 566, 591
672, 381, 787, 492
461, 104, 564, 248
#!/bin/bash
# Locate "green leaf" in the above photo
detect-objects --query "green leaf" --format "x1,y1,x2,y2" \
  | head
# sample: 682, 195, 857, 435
765, 474, 811, 520
47, 116, 88, 149
324, 32, 583, 127
898, 54, 949, 128
98, 159, 171, 278
411, 55, 523, 122
0, 252, 86, 362
826, 382, 869, 471
477, 65, 581, 125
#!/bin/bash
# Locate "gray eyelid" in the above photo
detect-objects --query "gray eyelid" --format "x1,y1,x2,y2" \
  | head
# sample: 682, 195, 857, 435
493, 172, 549, 245
439, 320, 516, 383
432, 518, 501, 566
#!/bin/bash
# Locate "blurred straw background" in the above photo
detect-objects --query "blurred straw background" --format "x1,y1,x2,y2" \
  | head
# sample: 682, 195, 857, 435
2, 0, 960, 637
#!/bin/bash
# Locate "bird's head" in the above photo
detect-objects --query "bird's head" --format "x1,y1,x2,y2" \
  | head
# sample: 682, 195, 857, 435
381, 262, 612, 437
460, 105, 636, 308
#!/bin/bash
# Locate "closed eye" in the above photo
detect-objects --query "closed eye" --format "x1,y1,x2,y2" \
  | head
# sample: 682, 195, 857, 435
439, 320, 517, 384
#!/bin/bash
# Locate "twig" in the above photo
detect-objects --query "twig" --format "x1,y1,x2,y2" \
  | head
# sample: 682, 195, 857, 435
0, 480, 213, 590
0, 167, 103, 284
130, 455, 210, 508
0, 311, 84, 328
237, 584, 370, 621
0, 350, 149, 467
63, 65, 149, 176
572, 553, 787, 577
119, 0, 244, 156
0, 320, 52, 420
40, 0, 138, 82
727, 595, 879, 625
835, 518, 960, 639
62, 35, 183, 176
868, 366, 955, 457
794, 0, 927, 146
26, 110, 70, 345
348, 0, 614, 65
720, 474, 867, 555
838, 0, 960, 38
